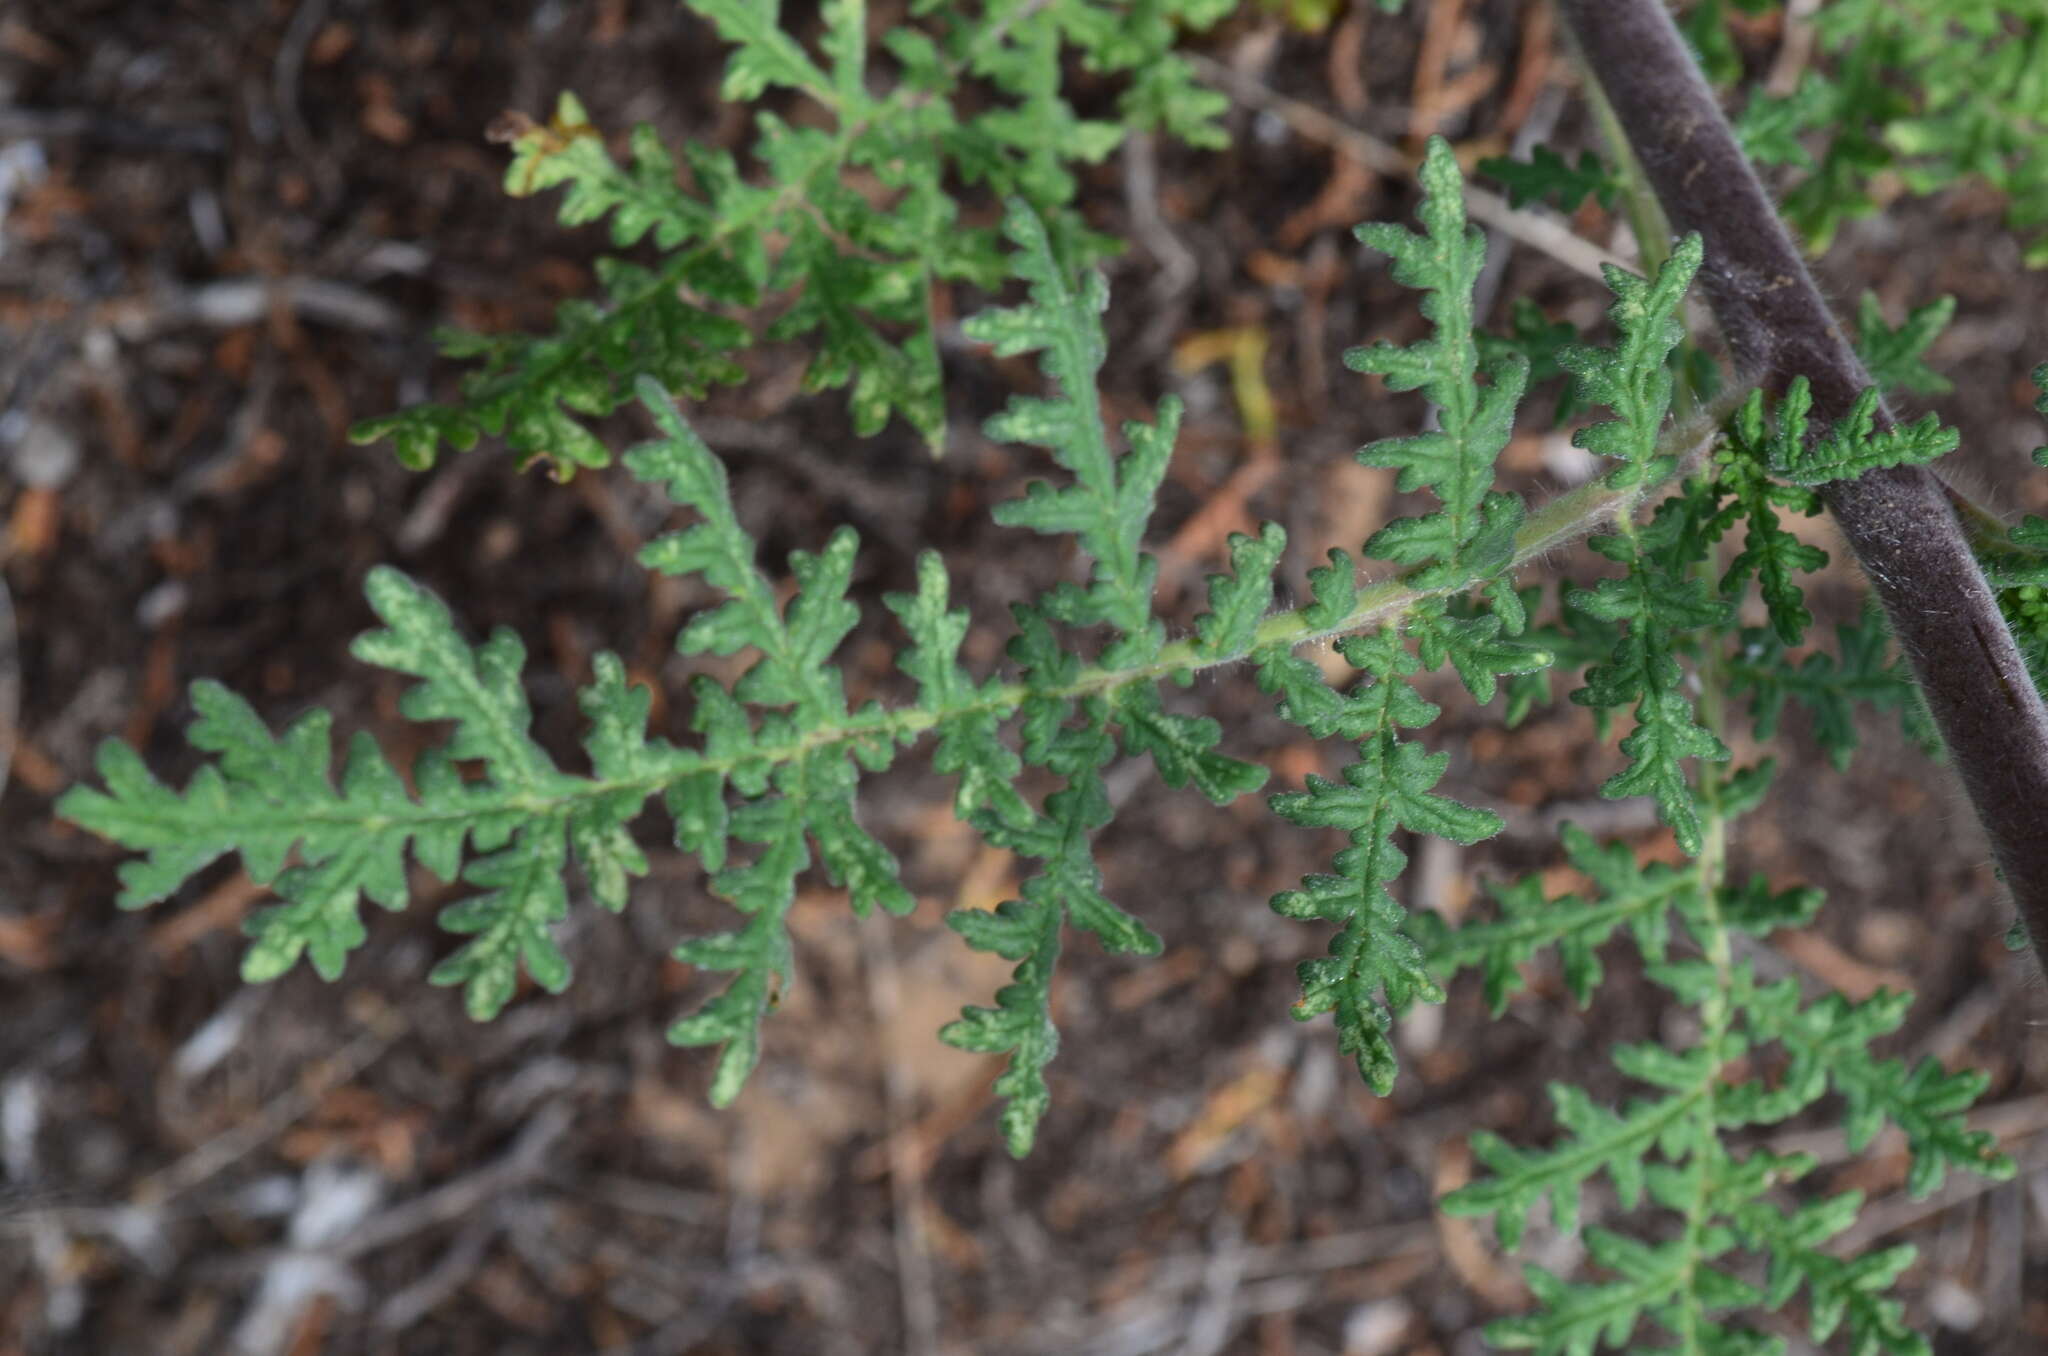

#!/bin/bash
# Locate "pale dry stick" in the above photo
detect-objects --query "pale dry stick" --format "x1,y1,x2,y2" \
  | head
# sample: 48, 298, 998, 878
1765, 1093, 2048, 1172
1469, 82, 1569, 326
857, 922, 943, 1356
1829, 1129, 2048, 1257
396, 451, 490, 554
1187, 52, 1628, 284
1023, 1256, 1403, 1356
336, 1100, 574, 1263
147, 277, 404, 334
1071, 1220, 1435, 1335
89, 276, 403, 348
1122, 130, 1201, 364
0, 568, 16, 795
1561, 0, 2048, 976
274, 0, 341, 206
0, 1007, 405, 1267
373, 1214, 500, 1333
1914, 984, 2009, 1065
1765, 0, 1825, 98
226, 1110, 562, 1336
1983, 1174, 2028, 1337
1180, 1221, 1250, 1356
1021, 1281, 1325, 1356
138, 1004, 405, 1204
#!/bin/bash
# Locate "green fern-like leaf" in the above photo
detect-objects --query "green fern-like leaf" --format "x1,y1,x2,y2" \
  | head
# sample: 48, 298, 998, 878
969, 203, 1186, 662
1478, 298, 1590, 429
621, 374, 918, 1092
1419, 823, 1698, 1013
55, 569, 685, 1016
1729, 1185, 1927, 1356
1727, 613, 1922, 774
351, 1, 1236, 471
1479, 145, 1619, 212
937, 898, 1062, 1158
2033, 362, 2048, 469
1559, 233, 1703, 489
1766, 985, 2016, 1197
1768, 383, 1959, 486
1711, 387, 1830, 646
65, 49, 2022, 1354
1262, 142, 1638, 1096
1263, 629, 1499, 1093
1445, 1076, 1689, 1250
884, 552, 1034, 827
1854, 291, 1955, 397
1192, 523, 1288, 659
1348, 136, 1530, 589
1569, 521, 1732, 855
349, 94, 760, 476
932, 201, 1272, 1151
1500, 582, 1626, 729
1722, 0, 2048, 263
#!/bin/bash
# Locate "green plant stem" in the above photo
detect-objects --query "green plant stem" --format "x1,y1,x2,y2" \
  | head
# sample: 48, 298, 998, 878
1086, 384, 1749, 694
1574, 41, 1717, 431
1575, 45, 1672, 285
278, 383, 1754, 855
1671, 535, 1737, 1348
1560, 0, 2048, 974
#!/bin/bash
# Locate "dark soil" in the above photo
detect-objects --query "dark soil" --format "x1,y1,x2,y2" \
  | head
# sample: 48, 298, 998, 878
2, 3, 2043, 1354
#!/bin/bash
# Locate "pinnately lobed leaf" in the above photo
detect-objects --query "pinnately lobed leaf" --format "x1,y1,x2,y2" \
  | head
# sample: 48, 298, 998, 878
1347, 137, 1530, 589
1768, 382, 1961, 485
347, 0, 1237, 473
1558, 232, 1703, 488
1264, 138, 1567, 1093
58, 16, 2037, 1352
1727, 0, 2048, 263
1479, 144, 1619, 212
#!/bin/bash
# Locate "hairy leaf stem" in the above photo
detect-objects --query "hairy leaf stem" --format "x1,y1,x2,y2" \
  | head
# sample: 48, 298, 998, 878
1083, 383, 1751, 697
1668, 537, 1737, 1350
1561, 0, 2048, 972
167, 382, 1753, 858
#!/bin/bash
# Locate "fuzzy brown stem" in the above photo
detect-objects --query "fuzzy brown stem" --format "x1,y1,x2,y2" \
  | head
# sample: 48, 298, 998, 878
1559, 0, 2048, 968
